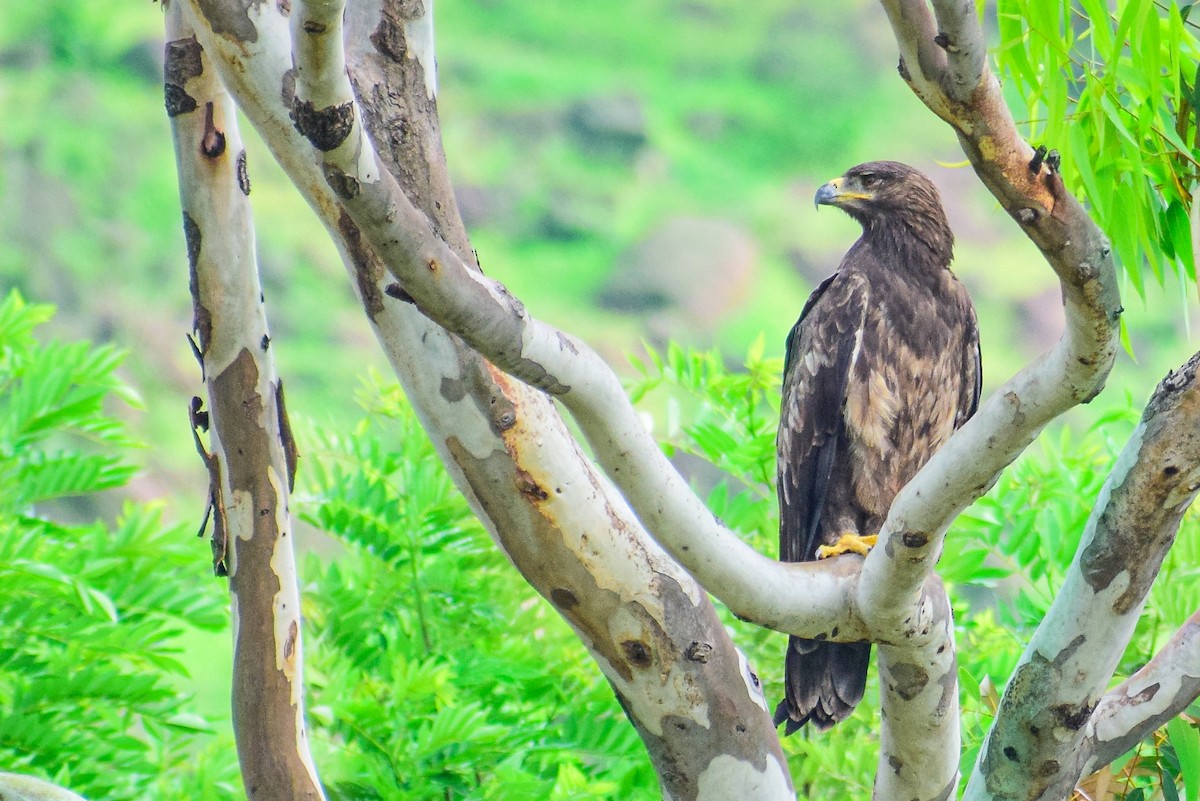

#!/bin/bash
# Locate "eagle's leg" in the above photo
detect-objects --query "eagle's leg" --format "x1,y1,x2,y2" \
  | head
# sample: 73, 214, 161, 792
816, 533, 878, 559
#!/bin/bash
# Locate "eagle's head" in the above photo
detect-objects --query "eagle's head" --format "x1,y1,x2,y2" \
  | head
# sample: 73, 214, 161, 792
815, 161, 953, 266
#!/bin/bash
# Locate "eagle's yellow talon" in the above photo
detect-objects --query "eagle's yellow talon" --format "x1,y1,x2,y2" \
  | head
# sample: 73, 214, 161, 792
816, 533, 878, 559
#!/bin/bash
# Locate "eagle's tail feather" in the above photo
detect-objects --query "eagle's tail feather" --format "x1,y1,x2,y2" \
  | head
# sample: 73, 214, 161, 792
773, 636, 870, 734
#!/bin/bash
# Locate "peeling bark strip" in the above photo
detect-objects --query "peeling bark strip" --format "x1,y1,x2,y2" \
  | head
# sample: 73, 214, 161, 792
274, 379, 299, 491
182, 212, 212, 355
189, 395, 228, 575
236, 149, 251, 194
336, 209, 386, 319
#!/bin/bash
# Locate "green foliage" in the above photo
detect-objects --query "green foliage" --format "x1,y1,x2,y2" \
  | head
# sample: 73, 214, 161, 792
628, 337, 781, 547
0, 291, 235, 801
296, 372, 656, 800
994, 0, 1200, 294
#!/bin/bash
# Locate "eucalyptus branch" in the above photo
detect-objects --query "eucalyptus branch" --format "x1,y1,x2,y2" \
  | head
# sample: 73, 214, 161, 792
163, 3, 323, 799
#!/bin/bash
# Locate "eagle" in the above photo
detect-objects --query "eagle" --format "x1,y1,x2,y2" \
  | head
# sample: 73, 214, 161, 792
773, 161, 981, 734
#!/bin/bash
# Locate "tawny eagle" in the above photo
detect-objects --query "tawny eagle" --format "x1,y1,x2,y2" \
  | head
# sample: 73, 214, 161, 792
774, 161, 981, 733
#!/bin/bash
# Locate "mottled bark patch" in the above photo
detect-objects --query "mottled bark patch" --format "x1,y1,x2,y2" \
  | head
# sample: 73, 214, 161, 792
323, 163, 360, 200
163, 36, 202, 117
165, 83, 198, 117
512, 355, 570, 395
336, 210, 385, 319
280, 67, 296, 111
982, 636, 1091, 798
685, 642, 712, 663
291, 99, 355, 152
439, 376, 466, 402
550, 588, 578, 610
1004, 390, 1026, 426
195, 0, 265, 43
936, 655, 957, 715
887, 662, 929, 701
1132, 682, 1160, 703
384, 282, 414, 303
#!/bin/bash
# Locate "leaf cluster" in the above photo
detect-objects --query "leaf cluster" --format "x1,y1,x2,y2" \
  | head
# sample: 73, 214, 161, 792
995, 0, 1200, 296
0, 291, 234, 800
296, 372, 656, 800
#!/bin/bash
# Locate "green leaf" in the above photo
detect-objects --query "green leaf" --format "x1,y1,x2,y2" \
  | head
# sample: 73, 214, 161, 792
1169, 716, 1200, 801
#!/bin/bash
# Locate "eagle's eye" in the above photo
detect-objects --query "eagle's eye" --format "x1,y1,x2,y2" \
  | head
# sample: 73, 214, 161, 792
860, 173, 883, 189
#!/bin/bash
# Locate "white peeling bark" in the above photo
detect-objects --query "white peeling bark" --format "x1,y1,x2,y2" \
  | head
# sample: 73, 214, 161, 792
163, 3, 323, 799
1081, 611, 1200, 774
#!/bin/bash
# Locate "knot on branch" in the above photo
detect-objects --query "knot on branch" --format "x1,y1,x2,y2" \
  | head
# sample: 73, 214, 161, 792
933, 32, 959, 53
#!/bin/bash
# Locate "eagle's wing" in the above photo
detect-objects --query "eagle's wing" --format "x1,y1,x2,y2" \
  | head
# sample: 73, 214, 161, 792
778, 270, 870, 563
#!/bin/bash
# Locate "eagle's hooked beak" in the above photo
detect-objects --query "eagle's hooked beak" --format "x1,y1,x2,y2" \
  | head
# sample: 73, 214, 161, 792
814, 176, 873, 209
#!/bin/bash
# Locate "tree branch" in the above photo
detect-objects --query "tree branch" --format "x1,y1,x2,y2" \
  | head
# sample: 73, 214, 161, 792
176, 1, 797, 795
163, 3, 323, 799
875, 585, 961, 801
1081, 611, 1200, 774
864, 0, 1119, 632
0, 774, 89, 801
929, 0, 986, 101
965, 352, 1200, 800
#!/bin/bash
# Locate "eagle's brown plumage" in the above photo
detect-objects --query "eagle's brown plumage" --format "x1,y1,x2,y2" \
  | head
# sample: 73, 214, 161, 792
774, 161, 981, 734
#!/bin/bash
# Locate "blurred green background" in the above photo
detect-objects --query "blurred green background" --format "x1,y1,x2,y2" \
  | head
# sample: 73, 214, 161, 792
2, 0, 1199, 798
4, 0, 1194, 500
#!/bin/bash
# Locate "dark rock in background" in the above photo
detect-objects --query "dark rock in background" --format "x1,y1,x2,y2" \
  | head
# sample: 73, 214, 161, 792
600, 216, 757, 336
566, 94, 647, 159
